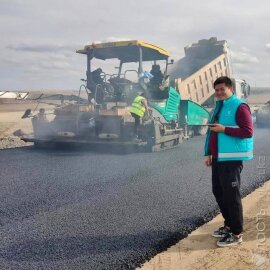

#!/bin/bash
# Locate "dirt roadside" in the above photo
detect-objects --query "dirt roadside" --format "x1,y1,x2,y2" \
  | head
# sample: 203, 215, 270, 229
0, 92, 269, 149
138, 180, 270, 270
0, 103, 54, 149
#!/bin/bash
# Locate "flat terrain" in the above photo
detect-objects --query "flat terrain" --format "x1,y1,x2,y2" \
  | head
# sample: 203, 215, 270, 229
0, 91, 269, 138
0, 129, 269, 269
0, 92, 269, 269
247, 93, 270, 104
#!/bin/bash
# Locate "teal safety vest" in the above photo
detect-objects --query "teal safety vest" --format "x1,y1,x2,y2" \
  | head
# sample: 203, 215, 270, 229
204, 95, 253, 161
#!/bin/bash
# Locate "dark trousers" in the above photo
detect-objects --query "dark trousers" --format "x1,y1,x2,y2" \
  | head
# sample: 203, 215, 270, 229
130, 112, 141, 136
212, 159, 243, 235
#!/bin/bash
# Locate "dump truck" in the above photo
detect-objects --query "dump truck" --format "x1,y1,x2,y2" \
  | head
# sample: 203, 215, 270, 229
169, 37, 250, 106
21, 40, 210, 151
256, 101, 270, 128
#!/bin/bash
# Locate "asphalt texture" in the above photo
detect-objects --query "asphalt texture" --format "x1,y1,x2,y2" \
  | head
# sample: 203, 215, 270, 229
0, 129, 269, 270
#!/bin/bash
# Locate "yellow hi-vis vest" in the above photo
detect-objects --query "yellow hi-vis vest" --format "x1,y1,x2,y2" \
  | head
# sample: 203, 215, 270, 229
129, 96, 146, 117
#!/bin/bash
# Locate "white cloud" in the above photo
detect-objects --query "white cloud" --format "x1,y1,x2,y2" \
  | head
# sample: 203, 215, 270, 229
89, 37, 131, 46
1, 0, 270, 88
231, 50, 259, 64
103, 37, 131, 42
240, 47, 251, 53
6, 43, 78, 54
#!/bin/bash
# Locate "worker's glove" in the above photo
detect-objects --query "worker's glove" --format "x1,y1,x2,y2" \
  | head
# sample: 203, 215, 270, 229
142, 110, 152, 122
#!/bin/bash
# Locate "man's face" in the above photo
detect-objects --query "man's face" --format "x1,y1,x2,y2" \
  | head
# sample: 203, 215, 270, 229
214, 83, 233, 100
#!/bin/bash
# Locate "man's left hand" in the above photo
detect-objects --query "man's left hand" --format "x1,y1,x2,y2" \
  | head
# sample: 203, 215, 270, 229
209, 124, 225, 133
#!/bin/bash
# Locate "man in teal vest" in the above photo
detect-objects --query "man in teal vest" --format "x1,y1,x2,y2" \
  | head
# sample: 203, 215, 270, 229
204, 76, 254, 247
129, 92, 150, 140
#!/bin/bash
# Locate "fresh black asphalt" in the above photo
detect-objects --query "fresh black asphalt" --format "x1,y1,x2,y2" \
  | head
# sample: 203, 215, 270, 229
0, 129, 269, 269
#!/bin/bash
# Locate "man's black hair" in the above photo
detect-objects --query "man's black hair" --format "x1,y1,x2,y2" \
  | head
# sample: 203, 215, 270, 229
213, 76, 232, 88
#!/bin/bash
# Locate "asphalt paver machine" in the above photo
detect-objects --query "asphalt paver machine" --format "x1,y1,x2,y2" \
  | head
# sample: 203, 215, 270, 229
22, 40, 209, 151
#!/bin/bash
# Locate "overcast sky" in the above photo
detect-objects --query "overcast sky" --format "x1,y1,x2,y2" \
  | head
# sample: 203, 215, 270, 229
1, 0, 270, 90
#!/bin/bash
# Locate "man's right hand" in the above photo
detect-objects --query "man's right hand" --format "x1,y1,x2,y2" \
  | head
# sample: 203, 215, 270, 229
204, 156, 212, 167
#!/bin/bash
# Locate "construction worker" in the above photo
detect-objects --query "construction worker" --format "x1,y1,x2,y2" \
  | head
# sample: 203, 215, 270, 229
36, 108, 48, 123
129, 92, 150, 139
149, 64, 164, 87
91, 68, 104, 85
32, 108, 48, 136
87, 68, 104, 101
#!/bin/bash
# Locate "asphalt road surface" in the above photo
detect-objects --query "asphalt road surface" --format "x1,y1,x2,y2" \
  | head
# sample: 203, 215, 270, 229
0, 129, 269, 270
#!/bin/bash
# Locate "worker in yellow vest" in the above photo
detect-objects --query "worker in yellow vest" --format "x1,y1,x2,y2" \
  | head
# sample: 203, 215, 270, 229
129, 92, 150, 139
